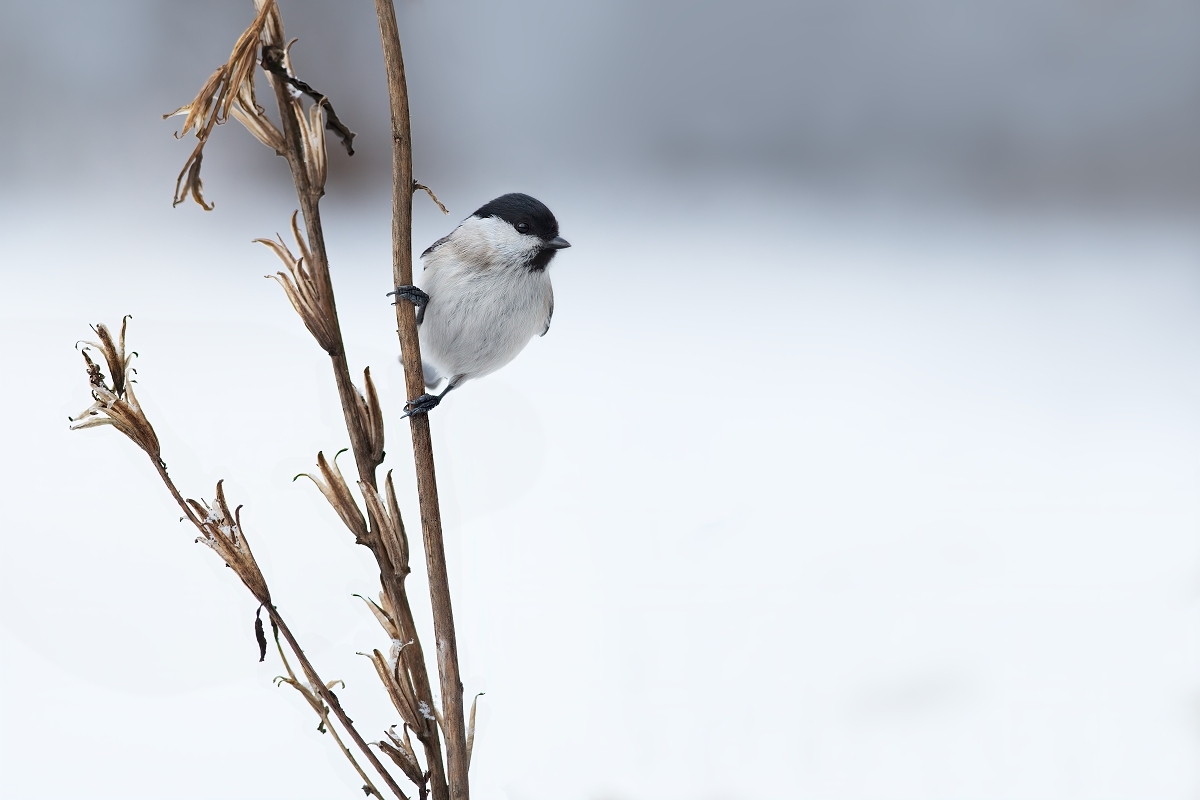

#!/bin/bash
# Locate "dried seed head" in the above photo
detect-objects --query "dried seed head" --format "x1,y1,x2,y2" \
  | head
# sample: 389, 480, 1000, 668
258, 212, 339, 353
295, 450, 368, 543
70, 318, 162, 464
187, 481, 271, 605
358, 368, 385, 467
359, 473, 409, 579
361, 648, 429, 739
377, 725, 426, 786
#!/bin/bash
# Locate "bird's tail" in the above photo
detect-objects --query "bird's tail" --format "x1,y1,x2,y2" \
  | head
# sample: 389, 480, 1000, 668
396, 356, 444, 392
422, 360, 442, 391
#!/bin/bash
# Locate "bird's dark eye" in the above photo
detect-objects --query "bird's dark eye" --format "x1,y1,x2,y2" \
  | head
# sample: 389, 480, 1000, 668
516, 222, 530, 233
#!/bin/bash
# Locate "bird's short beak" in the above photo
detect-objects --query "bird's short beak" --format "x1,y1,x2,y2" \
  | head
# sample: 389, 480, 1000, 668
545, 236, 571, 250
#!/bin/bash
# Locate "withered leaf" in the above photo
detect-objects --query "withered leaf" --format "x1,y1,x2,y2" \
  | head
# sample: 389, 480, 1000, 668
261, 44, 356, 155
255, 605, 268, 662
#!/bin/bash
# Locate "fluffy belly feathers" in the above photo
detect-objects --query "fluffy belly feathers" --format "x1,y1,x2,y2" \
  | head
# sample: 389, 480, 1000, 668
418, 265, 551, 385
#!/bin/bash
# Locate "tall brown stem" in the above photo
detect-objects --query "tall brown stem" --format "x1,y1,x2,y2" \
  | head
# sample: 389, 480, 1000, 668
264, 21, 451, 800
372, 3, 470, 799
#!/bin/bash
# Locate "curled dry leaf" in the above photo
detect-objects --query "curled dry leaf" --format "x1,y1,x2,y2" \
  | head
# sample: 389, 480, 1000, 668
355, 593, 400, 640
70, 317, 162, 464
229, 74, 284, 153
466, 693, 485, 768
164, 0, 280, 209
261, 42, 356, 157
255, 605, 269, 662
258, 212, 339, 353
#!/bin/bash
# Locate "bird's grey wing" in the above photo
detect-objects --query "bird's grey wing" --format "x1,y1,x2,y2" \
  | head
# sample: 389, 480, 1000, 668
540, 286, 554, 337
420, 234, 452, 262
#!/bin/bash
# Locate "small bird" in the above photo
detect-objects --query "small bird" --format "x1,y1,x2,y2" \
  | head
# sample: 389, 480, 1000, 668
389, 192, 570, 415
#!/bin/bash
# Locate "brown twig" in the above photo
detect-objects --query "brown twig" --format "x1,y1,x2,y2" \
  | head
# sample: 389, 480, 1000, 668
144, 459, 411, 800
270, 632, 386, 799
270, 611, 408, 799
373, 3, 470, 799
414, 182, 449, 215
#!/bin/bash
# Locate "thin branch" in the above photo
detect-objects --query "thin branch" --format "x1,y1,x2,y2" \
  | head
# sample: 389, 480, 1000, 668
143, 457, 409, 800
373, 3, 470, 800
272, 610, 411, 800
324, 707, 386, 799
271, 621, 397, 800
269, 632, 387, 799
413, 182, 449, 215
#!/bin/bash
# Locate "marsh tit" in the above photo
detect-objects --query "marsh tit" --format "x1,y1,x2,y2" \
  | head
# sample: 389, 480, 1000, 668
389, 192, 570, 415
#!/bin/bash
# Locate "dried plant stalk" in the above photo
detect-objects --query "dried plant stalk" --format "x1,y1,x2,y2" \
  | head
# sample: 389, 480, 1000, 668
70, 321, 411, 800
248, 5, 453, 797
373, 3, 470, 798
79, 2, 480, 797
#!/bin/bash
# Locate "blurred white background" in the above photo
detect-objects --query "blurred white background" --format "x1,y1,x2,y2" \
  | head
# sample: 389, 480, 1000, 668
1, 1, 1198, 798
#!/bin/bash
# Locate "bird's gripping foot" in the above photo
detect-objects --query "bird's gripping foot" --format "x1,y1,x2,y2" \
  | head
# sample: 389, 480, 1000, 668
401, 392, 443, 418
388, 285, 428, 307
399, 375, 462, 419
388, 285, 429, 322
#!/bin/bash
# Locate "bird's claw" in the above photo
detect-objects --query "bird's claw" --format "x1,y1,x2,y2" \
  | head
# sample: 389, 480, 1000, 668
388, 285, 429, 308
401, 393, 442, 418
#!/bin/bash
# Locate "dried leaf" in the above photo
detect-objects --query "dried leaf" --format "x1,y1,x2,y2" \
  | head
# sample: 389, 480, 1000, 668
255, 606, 268, 662
261, 43, 356, 155
164, 0, 277, 209
163, 66, 226, 139
467, 692, 485, 768
230, 75, 284, 153
172, 144, 213, 210
354, 594, 399, 640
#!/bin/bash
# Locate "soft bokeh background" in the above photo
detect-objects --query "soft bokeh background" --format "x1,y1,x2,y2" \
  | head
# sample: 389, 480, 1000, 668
2, 1, 1198, 798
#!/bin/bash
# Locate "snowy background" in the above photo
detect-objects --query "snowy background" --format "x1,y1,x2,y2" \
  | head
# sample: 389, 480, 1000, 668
2, 1, 1199, 798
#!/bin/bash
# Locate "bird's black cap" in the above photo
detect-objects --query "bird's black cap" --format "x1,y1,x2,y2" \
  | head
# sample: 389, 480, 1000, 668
472, 193, 560, 241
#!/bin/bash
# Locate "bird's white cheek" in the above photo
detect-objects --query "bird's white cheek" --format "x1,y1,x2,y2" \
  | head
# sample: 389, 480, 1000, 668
458, 216, 541, 268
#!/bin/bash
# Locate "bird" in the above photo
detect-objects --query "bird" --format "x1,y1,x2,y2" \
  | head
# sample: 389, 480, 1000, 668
389, 192, 570, 416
